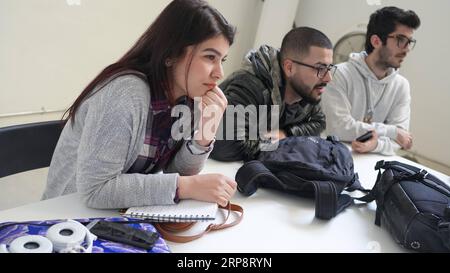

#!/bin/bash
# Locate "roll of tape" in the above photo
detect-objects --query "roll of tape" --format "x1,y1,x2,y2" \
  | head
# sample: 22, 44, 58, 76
8, 235, 53, 253
0, 220, 97, 253
46, 220, 86, 252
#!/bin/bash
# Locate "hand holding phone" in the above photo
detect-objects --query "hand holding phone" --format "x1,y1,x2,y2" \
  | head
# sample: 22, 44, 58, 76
356, 131, 373, 142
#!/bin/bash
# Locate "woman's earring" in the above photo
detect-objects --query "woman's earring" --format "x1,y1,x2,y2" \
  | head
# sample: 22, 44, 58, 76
165, 59, 173, 67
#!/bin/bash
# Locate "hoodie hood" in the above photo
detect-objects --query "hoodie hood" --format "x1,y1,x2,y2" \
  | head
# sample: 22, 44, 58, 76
242, 45, 283, 105
348, 51, 399, 84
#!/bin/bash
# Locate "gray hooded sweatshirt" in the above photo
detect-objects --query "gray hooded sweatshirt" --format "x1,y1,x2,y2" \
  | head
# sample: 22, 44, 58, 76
321, 51, 411, 155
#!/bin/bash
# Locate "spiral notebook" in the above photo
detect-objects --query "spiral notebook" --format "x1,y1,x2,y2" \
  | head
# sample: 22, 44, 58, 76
120, 200, 218, 222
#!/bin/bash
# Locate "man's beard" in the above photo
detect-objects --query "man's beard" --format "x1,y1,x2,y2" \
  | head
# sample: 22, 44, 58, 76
289, 80, 326, 105
378, 46, 404, 69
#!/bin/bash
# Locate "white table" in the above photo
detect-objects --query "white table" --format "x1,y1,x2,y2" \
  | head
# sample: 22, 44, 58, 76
0, 152, 448, 253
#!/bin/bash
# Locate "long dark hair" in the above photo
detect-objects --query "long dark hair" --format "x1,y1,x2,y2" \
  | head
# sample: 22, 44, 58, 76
64, 0, 236, 123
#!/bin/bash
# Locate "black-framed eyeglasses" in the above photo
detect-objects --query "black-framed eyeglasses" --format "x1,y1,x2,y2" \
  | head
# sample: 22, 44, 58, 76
387, 34, 417, 50
289, 59, 337, 79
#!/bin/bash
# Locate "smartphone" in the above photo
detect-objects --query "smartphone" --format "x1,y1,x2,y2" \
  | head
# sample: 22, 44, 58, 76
356, 131, 373, 142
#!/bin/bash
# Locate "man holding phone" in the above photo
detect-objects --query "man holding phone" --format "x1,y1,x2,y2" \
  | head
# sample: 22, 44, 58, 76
321, 6, 420, 155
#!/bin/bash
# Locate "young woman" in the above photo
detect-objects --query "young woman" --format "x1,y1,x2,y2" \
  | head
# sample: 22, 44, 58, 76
42, 0, 237, 208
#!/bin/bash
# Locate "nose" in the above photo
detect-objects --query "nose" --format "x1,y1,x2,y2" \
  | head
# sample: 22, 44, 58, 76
322, 69, 332, 83
212, 63, 224, 81
404, 46, 411, 54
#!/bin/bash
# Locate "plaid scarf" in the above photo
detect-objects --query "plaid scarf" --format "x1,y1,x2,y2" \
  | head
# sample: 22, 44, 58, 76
127, 76, 191, 174
91, 70, 185, 174
127, 94, 185, 174
99, 70, 190, 174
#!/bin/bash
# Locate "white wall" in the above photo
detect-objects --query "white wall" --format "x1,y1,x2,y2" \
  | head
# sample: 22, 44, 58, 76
212, 0, 263, 79
295, 0, 450, 167
253, 0, 299, 49
0, 0, 263, 127
1, 0, 448, 167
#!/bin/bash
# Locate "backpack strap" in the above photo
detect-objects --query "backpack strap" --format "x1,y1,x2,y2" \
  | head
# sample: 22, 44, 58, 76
438, 206, 450, 250
235, 160, 286, 196
346, 173, 370, 193
153, 202, 244, 243
310, 180, 353, 219
310, 181, 336, 219
354, 160, 388, 225
354, 160, 411, 226
438, 222, 450, 250
354, 168, 383, 203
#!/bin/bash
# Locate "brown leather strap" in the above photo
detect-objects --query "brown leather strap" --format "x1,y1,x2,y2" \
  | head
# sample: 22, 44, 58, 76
153, 202, 244, 243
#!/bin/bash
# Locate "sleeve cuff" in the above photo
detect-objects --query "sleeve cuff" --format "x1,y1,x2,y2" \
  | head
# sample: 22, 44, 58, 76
187, 138, 215, 155
285, 127, 294, 137
372, 139, 383, 154
385, 125, 398, 140
371, 123, 398, 140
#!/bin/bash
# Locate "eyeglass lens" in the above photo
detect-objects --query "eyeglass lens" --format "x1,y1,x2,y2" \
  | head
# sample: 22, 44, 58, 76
318, 65, 336, 78
396, 35, 416, 50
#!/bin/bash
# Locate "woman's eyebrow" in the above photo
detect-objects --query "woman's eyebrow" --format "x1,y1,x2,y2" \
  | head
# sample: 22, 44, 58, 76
202, 48, 227, 58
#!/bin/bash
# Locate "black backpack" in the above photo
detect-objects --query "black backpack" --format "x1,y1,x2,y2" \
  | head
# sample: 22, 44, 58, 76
358, 160, 450, 252
235, 136, 366, 220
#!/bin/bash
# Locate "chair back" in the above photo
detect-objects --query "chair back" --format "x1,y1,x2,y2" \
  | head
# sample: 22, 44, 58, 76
0, 120, 64, 178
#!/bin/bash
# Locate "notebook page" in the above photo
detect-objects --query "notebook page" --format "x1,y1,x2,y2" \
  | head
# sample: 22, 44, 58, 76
124, 199, 218, 221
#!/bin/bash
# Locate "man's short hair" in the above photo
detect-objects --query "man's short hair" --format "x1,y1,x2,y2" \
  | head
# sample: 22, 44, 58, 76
280, 27, 332, 62
365, 6, 421, 54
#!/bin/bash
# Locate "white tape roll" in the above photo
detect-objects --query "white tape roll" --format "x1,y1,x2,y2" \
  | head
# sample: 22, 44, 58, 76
46, 220, 93, 253
0, 220, 97, 253
8, 235, 53, 253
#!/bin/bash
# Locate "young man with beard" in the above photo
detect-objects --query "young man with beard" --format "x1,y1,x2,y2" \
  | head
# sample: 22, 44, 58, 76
321, 7, 420, 155
211, 27, 335, 161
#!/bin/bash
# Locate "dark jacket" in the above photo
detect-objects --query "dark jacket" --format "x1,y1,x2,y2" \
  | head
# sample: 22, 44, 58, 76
210, 45, 326, 162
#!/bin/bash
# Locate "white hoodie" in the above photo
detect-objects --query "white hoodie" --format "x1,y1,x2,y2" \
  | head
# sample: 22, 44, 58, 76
321, 51, 411, 155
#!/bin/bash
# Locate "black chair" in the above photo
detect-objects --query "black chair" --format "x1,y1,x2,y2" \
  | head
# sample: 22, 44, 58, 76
0, 120, 64, 178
